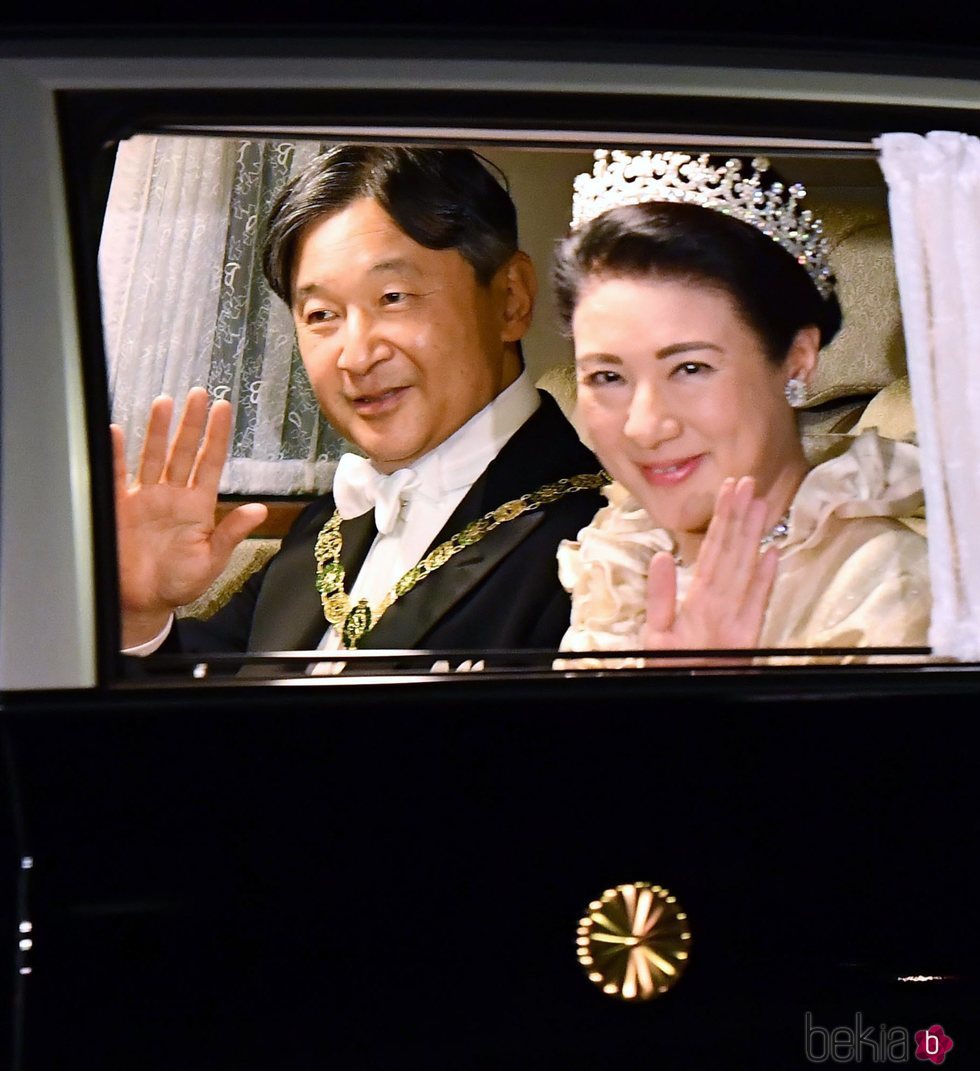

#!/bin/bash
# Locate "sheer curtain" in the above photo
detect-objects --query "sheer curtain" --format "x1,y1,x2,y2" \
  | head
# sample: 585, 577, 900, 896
99, 134, 347, 495
878, 130, 980, 660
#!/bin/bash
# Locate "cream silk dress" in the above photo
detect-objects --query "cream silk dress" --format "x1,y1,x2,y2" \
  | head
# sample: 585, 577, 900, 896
556, 430, 931, 665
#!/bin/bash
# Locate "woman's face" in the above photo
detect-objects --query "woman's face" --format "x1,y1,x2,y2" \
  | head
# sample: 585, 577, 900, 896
572, 274, 816, 558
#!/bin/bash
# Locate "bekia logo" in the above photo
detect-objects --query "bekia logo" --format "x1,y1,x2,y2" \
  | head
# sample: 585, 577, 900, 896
805, 1012, 954, 1064
914, 1025, 954, 1065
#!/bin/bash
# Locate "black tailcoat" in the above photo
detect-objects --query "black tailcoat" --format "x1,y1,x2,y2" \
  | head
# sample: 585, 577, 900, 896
173, 392, 606, 664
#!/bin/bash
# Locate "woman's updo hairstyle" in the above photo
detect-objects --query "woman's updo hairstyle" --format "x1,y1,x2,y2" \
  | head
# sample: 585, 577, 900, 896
553, 177, 843, 365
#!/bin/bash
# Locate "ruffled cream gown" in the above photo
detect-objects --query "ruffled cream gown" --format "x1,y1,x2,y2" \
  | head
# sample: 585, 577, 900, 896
556, 430, 931, 665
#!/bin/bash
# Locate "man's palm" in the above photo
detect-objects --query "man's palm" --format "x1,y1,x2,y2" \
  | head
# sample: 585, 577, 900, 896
113, 389, 267, 641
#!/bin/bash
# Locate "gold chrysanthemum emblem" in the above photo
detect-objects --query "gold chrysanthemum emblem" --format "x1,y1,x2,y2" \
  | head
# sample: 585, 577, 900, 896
576, 882, 691, 1001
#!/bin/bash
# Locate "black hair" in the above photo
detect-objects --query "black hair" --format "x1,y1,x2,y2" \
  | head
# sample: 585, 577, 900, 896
552, 194, 842, 364
262, 144, 519, 305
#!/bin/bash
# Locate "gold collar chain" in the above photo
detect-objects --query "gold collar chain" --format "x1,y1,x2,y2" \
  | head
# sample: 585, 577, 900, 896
315, 471, 608, 648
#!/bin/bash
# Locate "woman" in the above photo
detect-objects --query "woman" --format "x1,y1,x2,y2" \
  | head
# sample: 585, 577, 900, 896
552, 149, 930, 663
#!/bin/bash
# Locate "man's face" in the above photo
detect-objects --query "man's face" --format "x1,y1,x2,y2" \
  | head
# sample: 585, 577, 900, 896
290, 197, 527, 473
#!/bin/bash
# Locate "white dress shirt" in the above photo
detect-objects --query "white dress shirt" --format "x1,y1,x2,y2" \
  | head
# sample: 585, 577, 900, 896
315, 371, 540, 659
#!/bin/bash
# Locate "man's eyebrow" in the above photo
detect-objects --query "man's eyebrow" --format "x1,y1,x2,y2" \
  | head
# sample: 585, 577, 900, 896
368, 257, 423, 277
293, 258, 425, 299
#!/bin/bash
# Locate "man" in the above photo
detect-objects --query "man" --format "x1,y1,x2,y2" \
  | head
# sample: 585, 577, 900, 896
115, 145, 606, 670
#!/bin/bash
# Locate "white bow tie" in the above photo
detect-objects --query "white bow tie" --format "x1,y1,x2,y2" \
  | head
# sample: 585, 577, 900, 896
332, 453, 421, 535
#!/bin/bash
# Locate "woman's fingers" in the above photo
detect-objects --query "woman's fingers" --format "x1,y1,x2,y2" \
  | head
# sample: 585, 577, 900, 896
644, 551, 679, 636
726, 493, 770, 605
677, 475, 783, 648
692, 476, 735, 581
740, 545, 780, 631
695, 475, 759, 587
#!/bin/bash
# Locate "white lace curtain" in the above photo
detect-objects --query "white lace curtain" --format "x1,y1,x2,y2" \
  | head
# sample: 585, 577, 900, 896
99, 134, 346, 495
878, 130, 980, 661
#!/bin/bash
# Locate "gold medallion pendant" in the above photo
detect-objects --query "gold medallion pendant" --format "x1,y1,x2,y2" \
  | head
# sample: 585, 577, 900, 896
314, 472, 608, 649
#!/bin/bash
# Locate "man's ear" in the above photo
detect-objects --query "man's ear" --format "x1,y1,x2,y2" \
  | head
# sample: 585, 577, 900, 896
784, 324, 820, 386
498, 251, 537, 343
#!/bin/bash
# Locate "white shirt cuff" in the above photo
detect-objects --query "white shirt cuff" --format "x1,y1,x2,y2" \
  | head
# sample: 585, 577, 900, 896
123, 614, 175, 656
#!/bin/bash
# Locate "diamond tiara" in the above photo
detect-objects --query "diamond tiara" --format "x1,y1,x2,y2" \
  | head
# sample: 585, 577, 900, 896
570, 149, 835, 300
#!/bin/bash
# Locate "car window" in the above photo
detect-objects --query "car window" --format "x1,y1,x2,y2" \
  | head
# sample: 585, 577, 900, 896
94, 134, 939, 681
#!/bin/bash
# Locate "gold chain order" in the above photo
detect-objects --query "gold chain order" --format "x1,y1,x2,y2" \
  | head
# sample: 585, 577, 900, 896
315, 471, 608, 648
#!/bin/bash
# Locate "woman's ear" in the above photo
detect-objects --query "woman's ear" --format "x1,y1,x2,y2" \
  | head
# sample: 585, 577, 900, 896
785, 324, 820, 386
498, 251, 538, 343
